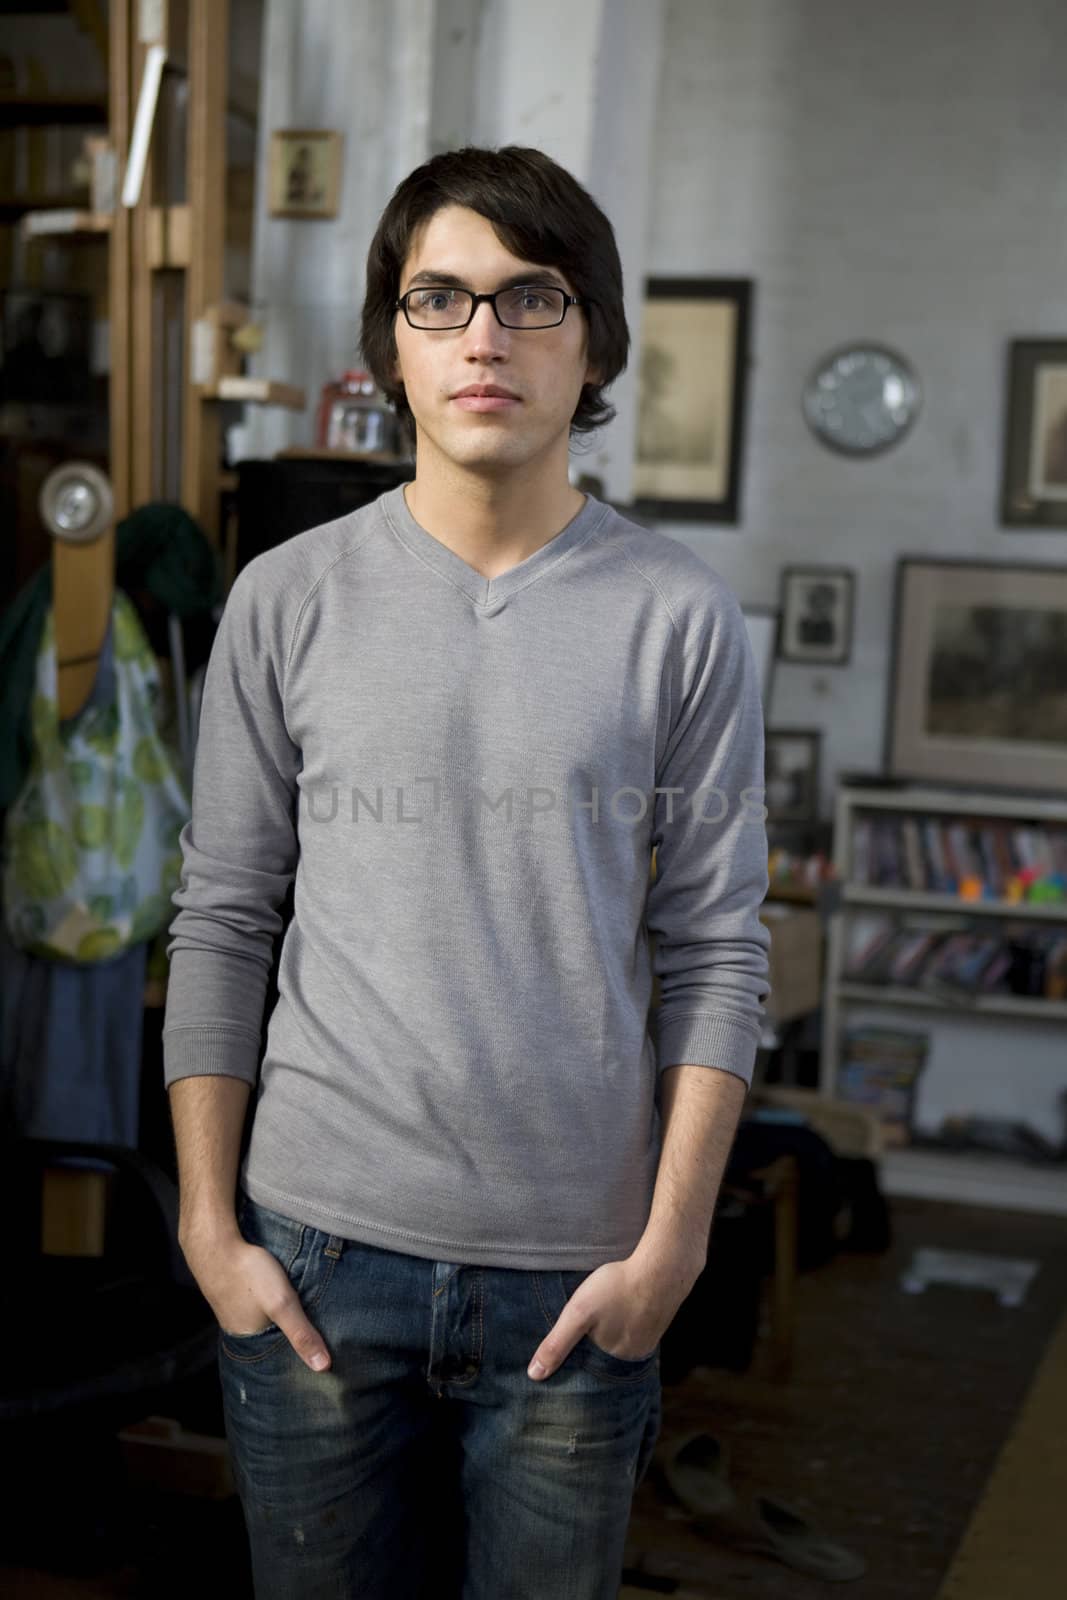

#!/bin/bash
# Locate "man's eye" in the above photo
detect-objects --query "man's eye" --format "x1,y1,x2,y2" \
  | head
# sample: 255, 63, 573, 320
418, 291, 453, 310
520, 291, 547, 309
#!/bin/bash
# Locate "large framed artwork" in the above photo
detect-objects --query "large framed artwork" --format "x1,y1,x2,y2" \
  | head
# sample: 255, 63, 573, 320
1000, 339, 1067, 528
632, 278, 752, 523
886, 557, 1067, 794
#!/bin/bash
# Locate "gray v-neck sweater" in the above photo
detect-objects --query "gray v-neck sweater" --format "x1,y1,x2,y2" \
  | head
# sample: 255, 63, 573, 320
162, 483, 770, 1269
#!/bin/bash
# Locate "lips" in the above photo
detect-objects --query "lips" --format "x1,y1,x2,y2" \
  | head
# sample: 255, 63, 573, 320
450, 385, 522, 414
451, 385, 521, 400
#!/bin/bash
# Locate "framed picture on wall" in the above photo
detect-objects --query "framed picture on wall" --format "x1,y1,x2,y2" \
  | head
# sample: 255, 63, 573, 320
268, 129, 343, 219
631, 278, 752, 523
886, 557, 1067, 794
765, 729, 821, 824
1000, 339, 1067, 528
778, 566, 855, 665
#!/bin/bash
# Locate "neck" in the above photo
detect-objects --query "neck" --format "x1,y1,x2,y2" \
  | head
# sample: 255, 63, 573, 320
403, 446, 587, 580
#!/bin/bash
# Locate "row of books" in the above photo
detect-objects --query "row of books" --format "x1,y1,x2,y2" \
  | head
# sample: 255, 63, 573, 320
851, 812, 1067, 899
837, 1026, 928, 1146
844, 914, 1067, 1001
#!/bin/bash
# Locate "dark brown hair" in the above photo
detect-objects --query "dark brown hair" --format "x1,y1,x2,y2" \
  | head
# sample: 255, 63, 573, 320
360, 145, 629, 448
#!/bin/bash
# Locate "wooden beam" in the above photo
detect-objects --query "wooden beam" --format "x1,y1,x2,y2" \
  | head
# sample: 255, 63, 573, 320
108, 0, 132, 520
129, 21, 158, 507
146, 203, 191, 268
181, 0, 227, 543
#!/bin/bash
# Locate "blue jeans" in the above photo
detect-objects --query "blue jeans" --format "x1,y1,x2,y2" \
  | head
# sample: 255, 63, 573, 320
218, 1191, 662, 1599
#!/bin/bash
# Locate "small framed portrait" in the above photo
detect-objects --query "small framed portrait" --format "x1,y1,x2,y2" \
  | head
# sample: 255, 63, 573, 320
268, 130, 343, 219
765, 729, 821, 824
631, 277, 752, 523
778, 566, 855, 665
1000, 339, 1067, 527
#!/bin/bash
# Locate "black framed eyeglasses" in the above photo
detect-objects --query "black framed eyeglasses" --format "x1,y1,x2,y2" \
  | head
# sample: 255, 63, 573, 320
395, 284, 589, 331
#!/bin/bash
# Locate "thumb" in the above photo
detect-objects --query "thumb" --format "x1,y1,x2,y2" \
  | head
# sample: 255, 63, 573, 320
276, 1300, 332, 1373
528, 1305, 585, 1381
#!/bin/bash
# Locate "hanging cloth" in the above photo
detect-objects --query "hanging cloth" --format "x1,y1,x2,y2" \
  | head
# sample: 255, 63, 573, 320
0, 500, 223, 814
1, 589, 191, 963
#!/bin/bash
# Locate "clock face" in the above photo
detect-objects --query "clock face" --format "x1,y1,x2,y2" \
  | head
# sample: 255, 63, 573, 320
803, 344, 921, 456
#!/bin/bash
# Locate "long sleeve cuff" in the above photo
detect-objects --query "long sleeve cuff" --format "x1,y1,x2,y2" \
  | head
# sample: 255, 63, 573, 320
163, 1024, 262, 1088
655, 1011, 761, 1087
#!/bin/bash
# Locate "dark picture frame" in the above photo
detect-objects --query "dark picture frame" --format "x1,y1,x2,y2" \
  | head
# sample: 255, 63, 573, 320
1000, 339, 1067, 528
886, 556, 1067, 794
631, 277, 752, 523
778, 565, 855, 665
765, 728, 821, 824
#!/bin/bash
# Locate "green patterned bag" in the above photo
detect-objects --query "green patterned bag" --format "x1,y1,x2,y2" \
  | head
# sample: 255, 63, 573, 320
1, 589, 191, 964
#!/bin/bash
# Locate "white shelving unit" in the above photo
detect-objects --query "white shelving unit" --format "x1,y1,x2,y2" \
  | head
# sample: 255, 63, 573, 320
822, 782, 1067, 1215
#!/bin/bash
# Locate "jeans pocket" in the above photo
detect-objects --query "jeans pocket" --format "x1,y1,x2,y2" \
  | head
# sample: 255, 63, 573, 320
219, 1193, 342, 1359
552, 1269, 660, 1382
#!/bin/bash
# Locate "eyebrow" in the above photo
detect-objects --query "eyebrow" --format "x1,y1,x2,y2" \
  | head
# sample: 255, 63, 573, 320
403, 269, 569, 293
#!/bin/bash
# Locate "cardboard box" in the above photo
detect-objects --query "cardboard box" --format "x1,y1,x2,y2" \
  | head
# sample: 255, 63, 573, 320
759, 902, 823, 1023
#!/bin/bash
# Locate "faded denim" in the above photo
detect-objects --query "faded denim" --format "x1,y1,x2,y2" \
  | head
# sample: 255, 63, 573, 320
218, 1191, 662, 1598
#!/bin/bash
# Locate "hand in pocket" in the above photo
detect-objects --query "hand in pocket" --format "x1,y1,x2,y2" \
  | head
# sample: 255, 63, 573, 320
182, 1229, 332, 1372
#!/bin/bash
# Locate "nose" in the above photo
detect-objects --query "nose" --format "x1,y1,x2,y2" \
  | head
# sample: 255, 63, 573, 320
462, 297, 511, 360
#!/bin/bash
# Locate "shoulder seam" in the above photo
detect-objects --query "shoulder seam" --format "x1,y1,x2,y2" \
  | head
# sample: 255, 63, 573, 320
283, 516, 385, 675
588, 523, 682, 635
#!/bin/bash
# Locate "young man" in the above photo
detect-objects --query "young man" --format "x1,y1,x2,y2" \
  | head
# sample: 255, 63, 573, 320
164, 144, 770, 1599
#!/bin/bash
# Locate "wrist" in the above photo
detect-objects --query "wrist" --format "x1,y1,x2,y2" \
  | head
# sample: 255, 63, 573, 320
628, 1236, 706, 1297
178, 1208, 242, 1251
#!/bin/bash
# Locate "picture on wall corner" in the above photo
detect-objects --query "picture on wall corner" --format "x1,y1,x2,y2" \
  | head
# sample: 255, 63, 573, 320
1000, 339, 1067, 528
631, 278, 752, 523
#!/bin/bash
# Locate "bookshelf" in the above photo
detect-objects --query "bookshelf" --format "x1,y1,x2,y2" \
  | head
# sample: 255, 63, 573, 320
822, 781, 1067, 1215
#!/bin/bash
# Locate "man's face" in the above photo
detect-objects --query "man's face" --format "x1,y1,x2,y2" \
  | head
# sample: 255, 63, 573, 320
391, 204, 600, 475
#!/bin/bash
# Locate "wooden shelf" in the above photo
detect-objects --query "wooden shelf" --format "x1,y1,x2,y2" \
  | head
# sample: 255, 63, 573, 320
0, 194, 91, 223
837, 981, 1067, 1023
847, 783, 1067, 824
206, 376, 306, 408
275, 446, 415, 465
843, 885, 1067, 922
765, 885, 819, 905
20, 208, 112, 238
0, 95, 108, 128
881, 1146, 1067, 1216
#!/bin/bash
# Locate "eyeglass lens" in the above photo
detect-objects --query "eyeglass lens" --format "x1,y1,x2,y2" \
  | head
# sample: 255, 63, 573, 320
404, 286, 566, 328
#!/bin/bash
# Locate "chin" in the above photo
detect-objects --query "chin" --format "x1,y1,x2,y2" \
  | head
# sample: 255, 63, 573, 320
438, 428, 543, 471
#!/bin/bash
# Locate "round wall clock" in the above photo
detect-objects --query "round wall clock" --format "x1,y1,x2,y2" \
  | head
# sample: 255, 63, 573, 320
802, 344, 921, 456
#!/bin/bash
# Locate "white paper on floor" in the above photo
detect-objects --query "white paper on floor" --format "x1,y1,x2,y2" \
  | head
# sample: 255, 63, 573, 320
900, 1248, 1040, 1308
